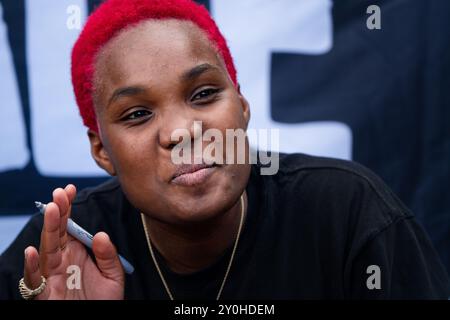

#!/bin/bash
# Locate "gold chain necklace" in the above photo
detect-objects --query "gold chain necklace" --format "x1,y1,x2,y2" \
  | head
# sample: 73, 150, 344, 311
140, 194, 245, 300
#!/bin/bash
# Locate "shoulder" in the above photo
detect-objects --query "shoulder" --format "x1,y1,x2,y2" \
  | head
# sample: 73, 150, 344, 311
259, 153, 414, 236
279, 152, 411, 213
74, 176, 122, 204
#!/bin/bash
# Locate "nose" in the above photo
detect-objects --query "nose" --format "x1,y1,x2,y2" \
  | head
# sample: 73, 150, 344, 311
158, 108, 200, 151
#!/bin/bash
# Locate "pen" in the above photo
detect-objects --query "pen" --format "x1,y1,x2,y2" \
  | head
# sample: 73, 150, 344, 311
34, 201, 134, 275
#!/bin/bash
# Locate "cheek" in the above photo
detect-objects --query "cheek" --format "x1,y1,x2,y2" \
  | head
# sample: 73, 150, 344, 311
201, 97, 248, 163
106, 130, 169, 214
208, 96, 245, 130
105, 129, 159, 181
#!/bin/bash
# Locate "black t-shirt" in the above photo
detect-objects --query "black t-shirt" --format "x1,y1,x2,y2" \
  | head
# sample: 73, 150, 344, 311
1, 153, 449, 299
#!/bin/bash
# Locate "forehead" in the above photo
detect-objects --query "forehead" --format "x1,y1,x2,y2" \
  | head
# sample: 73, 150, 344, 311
93, 19, 224, 92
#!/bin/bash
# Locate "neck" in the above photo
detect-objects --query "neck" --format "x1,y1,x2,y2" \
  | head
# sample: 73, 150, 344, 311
143, 192, 247, 274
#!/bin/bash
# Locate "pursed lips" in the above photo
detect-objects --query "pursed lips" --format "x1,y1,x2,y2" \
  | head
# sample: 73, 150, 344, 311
171, 163, 218, 186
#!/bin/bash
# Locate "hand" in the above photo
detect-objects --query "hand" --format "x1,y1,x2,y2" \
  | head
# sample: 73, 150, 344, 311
22, 185, 125, 299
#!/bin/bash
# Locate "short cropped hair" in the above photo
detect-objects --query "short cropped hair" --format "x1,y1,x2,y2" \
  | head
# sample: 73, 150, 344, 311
71, 0, 237, 132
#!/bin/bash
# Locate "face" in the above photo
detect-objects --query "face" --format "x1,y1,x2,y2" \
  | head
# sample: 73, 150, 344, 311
89, 19, 251, 224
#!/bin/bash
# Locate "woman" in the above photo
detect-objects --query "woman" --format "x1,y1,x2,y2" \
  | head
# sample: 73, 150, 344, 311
0, 0, 448, 300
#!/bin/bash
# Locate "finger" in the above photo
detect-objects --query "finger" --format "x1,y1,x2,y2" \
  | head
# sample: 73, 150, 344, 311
63, 185, 77, 247
39, 202, 62, 274
52, 188, 70, 248
61, 184, 77, 248
65, 184, 77, 203
52, 188, 69, 248
24, 246, 42, 288
92, 232, 124, 283
23, 246, 49, 299
63, 184, 77, 242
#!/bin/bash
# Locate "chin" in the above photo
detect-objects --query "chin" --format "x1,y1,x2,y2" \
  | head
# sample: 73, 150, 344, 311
168, 195, 230, 225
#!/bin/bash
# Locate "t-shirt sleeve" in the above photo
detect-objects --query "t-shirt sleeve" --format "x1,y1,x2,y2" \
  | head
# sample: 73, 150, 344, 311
0, 214, 43, 300
347, 215, 450, 299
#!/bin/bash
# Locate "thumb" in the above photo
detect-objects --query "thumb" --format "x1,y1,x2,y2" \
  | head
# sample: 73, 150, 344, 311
92, 232, 124, 283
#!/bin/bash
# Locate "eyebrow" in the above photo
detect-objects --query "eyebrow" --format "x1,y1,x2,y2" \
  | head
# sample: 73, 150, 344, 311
108, 86, 147, 107
181, 63, 221, 82
107, 63, 220, 107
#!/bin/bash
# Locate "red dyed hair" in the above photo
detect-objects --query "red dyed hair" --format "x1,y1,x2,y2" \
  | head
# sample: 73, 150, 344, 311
71, 0, 237, 133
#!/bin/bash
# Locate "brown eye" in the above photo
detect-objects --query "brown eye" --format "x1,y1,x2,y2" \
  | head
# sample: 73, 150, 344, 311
191, 88, 220, 101
122, 109, 152, 121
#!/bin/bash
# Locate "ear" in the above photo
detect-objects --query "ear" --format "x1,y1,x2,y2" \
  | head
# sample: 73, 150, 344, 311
237, 84, 251, 130
87, 129, 116, 176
